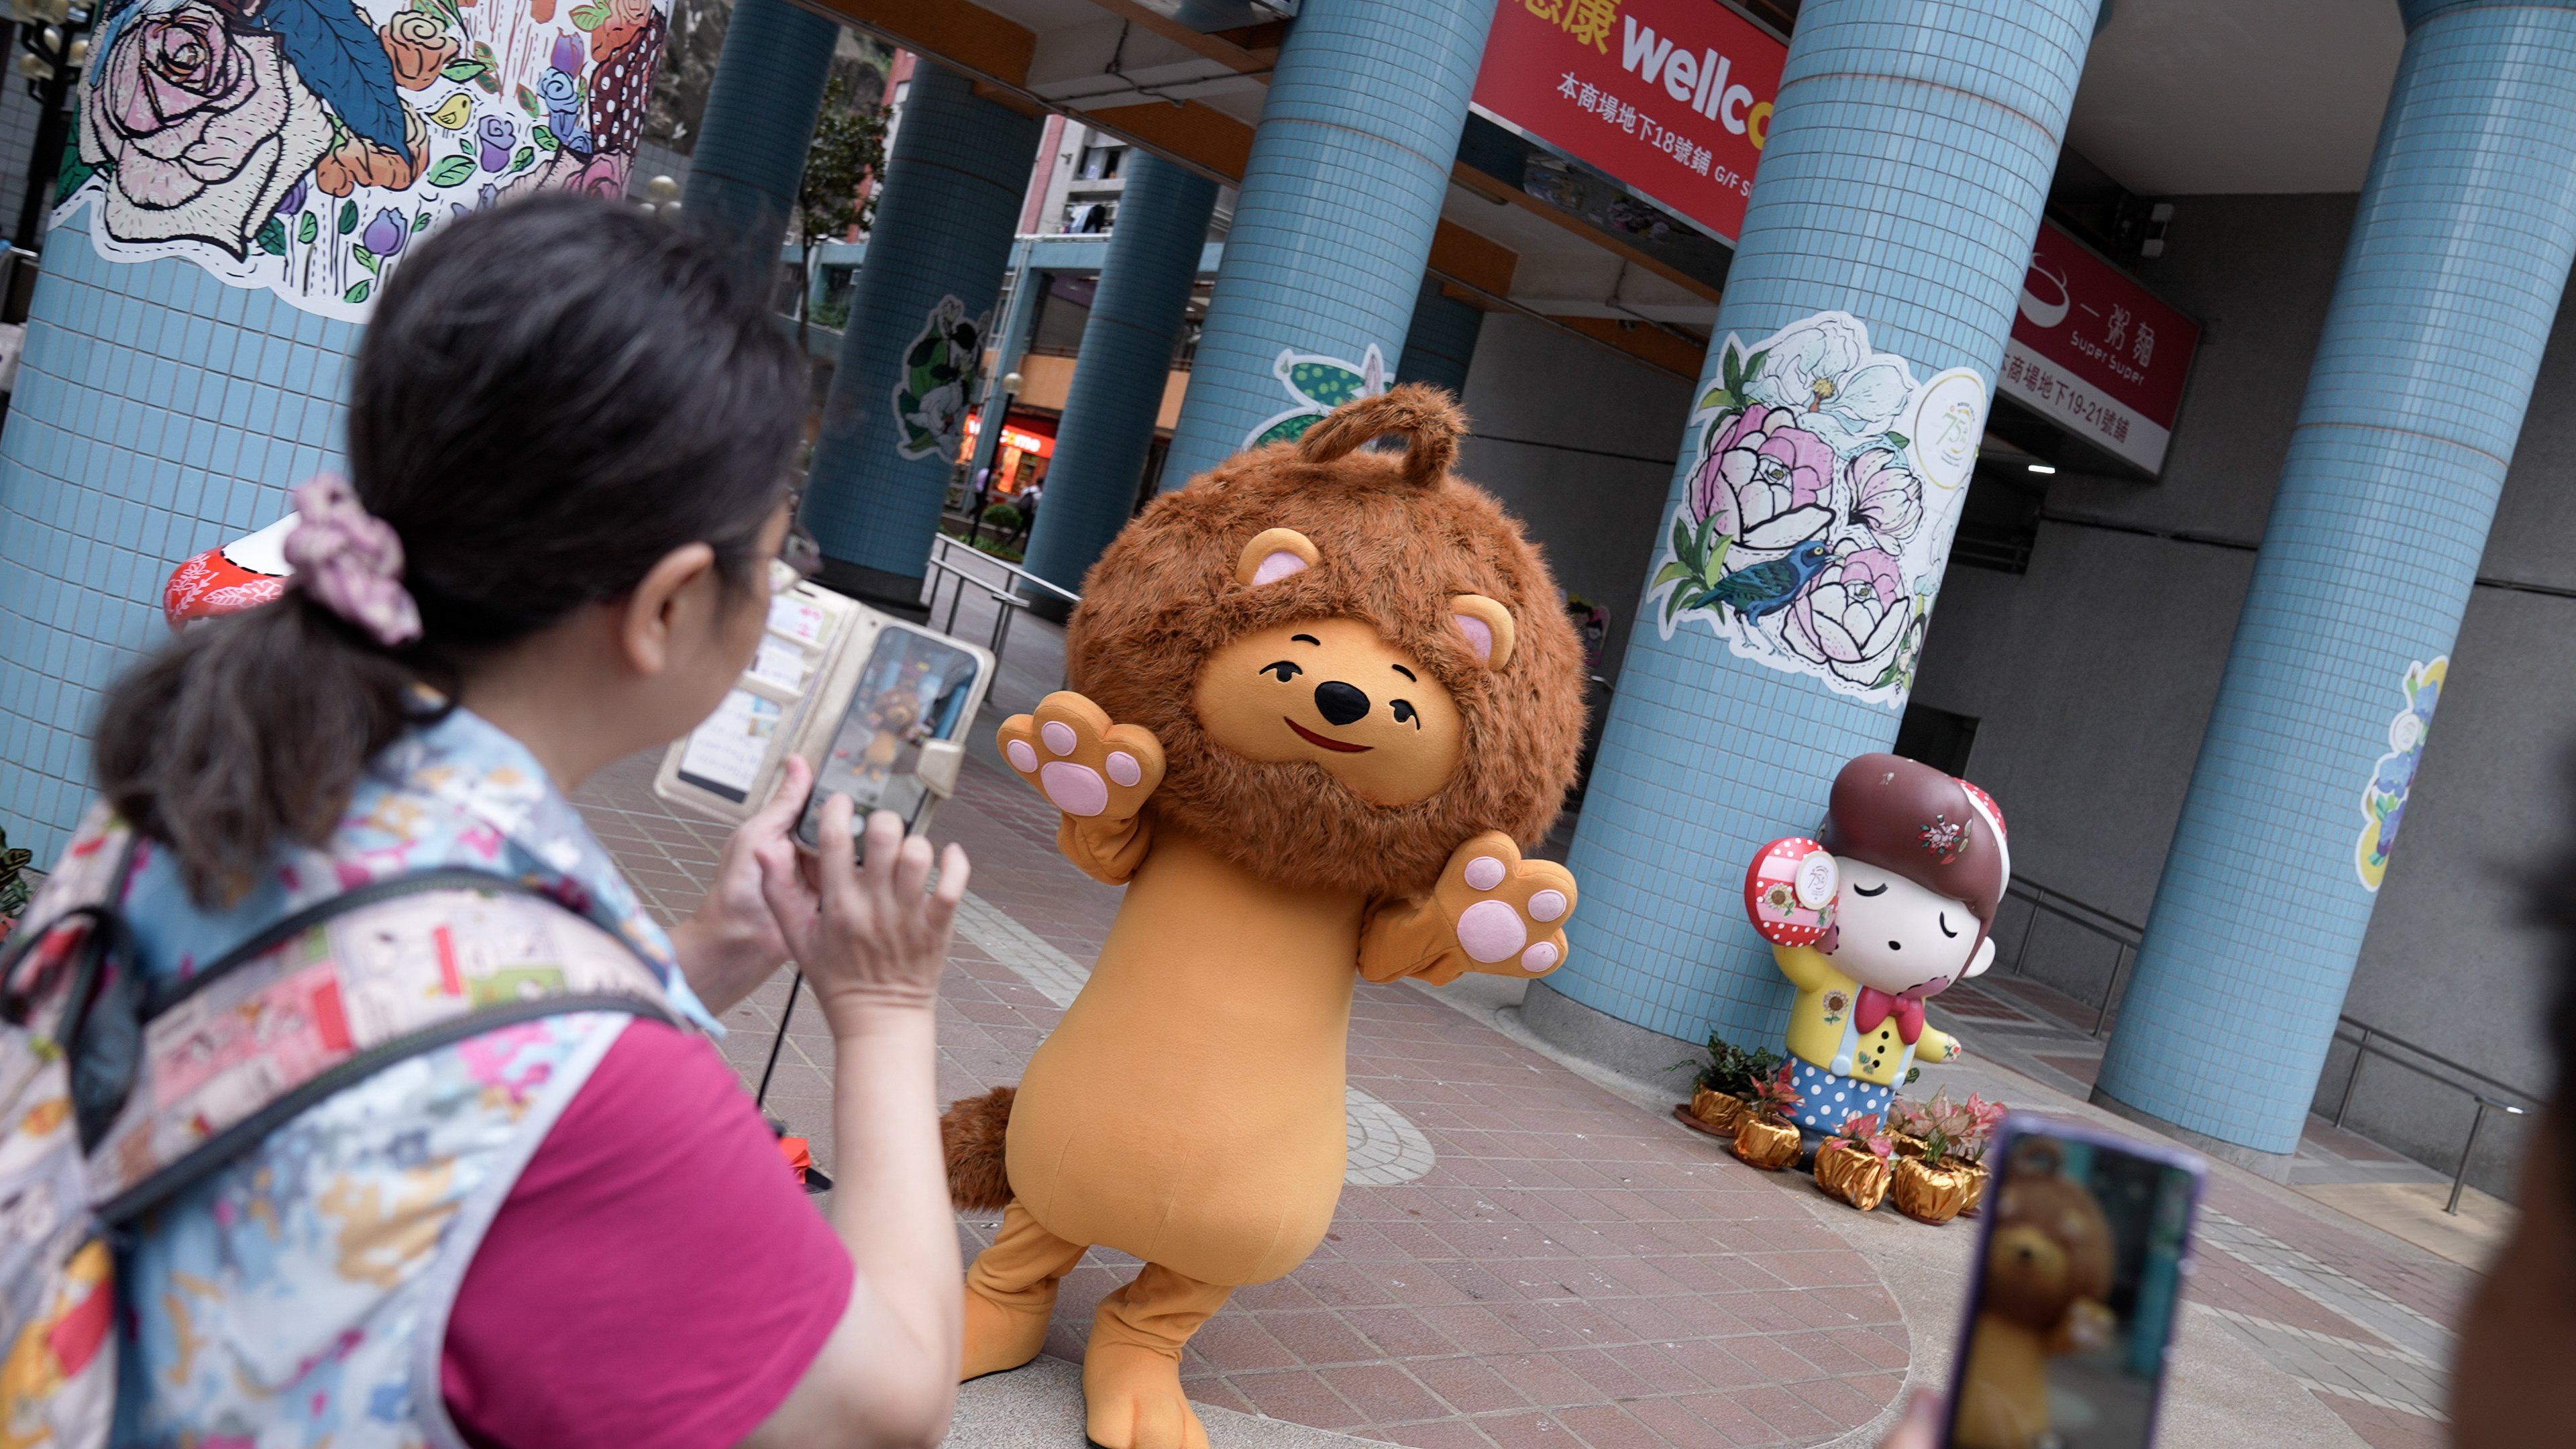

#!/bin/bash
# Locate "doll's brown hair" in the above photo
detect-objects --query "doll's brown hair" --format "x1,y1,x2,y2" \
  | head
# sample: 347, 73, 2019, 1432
1820, 753, 2011, 948
1063, 385, 1589, 898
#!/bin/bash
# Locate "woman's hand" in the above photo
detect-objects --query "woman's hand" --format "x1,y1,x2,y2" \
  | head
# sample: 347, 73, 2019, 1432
667, 756, 811, 1015
762, 791, 967, 1023
1878, 1390, 1939, 1449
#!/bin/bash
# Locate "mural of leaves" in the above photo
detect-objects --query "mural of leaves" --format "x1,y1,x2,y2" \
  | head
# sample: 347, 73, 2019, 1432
248, 0, 408, 152
345, 280, 372, 303
424, 154, 476, 186
256, 218, 288, 256
299, 213, 320, 244
338, 199, 360, 234
1285, 361, 1367, 411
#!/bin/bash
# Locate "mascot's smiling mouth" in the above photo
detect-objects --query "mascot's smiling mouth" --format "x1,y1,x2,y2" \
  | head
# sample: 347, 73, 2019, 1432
1285, 718, 1372, 753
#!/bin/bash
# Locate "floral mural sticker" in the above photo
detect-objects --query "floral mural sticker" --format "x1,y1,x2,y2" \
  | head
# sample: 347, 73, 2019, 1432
2355, 655, 2445, 892
890, 294, 987, 461
58, 0, 667, 321
1242, 343, 1388, 449
1649, 311, 1986, 709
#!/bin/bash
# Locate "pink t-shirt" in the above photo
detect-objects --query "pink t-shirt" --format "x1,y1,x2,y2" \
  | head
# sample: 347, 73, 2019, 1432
441, 1021, 852, 1449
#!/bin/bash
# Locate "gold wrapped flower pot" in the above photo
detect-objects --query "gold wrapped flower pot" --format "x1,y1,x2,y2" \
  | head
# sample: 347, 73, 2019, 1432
1689, 1087, 1750, 1135
1890, 1132, 1929, 1160
1890, 1157, 1974, 1224
1731, 1116, 1803, 1171
1813, 1142, 1892, 1212
1958, 1161, 1991, 1216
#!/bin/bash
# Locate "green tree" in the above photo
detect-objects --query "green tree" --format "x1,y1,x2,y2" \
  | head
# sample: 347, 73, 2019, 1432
795, 76, 887, 350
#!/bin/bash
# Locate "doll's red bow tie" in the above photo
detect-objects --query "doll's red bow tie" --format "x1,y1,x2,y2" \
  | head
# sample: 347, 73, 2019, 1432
1854, 987, 1925, 1044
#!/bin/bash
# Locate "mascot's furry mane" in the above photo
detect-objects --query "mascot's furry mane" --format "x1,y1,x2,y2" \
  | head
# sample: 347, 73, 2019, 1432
1063, 384, 1589, 899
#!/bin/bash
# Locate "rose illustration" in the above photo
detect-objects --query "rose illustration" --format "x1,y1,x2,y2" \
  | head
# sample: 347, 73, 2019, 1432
587, 0, 653, 60
315, 107, 429, 196
537, 66, 590, 151
380, 6, 458, 92
550, 34, 586, 76
1745, 315, 1912, 455
1784, 547, 1913, 687
75, 0, 335, 259
1689, 403, 1834, 551
276, 176, 308, 217
1846, 447, 1923, 543
476, 114, 516, 172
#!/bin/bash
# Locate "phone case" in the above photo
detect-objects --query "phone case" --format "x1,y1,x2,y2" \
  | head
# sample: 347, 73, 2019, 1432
1745, 835, 1837, 947
652, 579, 995, 835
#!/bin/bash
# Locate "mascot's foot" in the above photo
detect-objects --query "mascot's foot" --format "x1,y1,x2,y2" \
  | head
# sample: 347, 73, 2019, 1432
960, 1284, 1055, 1382
1081, 1340, 1210, 1449
999, 693, 1165, 820
961, 1202, 1090, 1382
1436, 831, 1578, 975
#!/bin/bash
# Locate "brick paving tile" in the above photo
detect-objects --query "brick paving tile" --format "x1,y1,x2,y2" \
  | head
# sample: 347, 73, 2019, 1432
1375, 1421, 1497, 1449
1471, 1410, 1576, 1448
1328, 1364, 1454, 1424
1548, 1404, 1667, 1449
2316, 1393, 2445, 1449
1234, 1370, 1369, 1430
1405, 1355, 1534, 1415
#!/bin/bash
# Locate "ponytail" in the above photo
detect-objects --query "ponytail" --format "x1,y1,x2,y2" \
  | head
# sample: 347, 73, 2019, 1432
89, 194, 806, 906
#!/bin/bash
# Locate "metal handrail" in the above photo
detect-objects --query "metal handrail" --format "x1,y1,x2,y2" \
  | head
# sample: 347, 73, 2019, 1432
2000, 876, 2141, 1037
922, 533, 1079, 665
2008, 875, 2532, 1215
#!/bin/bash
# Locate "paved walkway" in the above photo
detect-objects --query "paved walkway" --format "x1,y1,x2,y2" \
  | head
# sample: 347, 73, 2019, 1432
566, 592, 2491, 1449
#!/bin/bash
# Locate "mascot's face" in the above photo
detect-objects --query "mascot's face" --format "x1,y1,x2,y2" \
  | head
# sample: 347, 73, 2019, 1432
1060, 386, 1589, 898
1826, 861, 1990, 996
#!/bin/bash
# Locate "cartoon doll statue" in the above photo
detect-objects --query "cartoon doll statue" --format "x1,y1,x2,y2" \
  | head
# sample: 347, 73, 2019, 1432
1741, 752, 2010, 1134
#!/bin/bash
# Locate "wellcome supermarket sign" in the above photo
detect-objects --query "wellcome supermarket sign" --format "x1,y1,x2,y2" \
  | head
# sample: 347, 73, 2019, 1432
1472, 0, 1787, 245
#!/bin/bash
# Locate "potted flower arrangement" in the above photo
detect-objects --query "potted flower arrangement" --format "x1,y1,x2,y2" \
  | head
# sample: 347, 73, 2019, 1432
1812, 1112, 1895, 1212
1884, 1086, 1999, 1225
1729, 1063, 1806, 1171
1676, 1032, 1782, 1137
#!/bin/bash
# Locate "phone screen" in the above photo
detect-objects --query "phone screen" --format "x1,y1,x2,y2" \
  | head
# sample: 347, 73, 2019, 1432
1945, 1116, 2202, 1449
794, 627, 982, 851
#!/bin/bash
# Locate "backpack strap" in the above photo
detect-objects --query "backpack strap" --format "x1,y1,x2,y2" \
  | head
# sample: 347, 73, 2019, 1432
74, 872, 677, 1227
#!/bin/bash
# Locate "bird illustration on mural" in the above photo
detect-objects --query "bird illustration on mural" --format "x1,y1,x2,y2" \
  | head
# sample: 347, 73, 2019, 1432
1689, 539, 1838, 624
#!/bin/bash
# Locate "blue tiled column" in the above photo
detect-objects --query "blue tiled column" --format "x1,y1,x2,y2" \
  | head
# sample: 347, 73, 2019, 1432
1019, 154, 1215, 596
1159, 0, 1498, 485
1393, 278, 1483, 398
0, 212, 357, 863
802, 64, 1039, 606
2095, 0, 2576, 1166
1536, 0, 2099, 1069
680, 0, 840, 290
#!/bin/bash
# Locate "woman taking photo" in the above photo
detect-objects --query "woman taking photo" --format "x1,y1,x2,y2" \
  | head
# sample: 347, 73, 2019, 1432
14, 196, 963, 1448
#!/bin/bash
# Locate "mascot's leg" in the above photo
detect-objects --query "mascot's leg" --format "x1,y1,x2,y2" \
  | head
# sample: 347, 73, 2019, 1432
961, 1201, 1089, 1381
1081, 1262, 1232, 1449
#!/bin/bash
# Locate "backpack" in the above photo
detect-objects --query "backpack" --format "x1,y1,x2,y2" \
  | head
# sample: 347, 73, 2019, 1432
0, 820, 675, 1448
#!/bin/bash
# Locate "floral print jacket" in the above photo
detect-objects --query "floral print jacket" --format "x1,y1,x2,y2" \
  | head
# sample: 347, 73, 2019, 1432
100, 704, 714, 1448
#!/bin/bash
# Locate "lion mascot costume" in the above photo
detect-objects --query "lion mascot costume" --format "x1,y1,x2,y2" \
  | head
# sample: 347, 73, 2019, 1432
942, 386, 1591, 1449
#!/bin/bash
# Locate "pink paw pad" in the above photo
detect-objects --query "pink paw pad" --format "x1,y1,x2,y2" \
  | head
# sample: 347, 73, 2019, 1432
1462, 855, 1506, 892
1106, 751, 1141, 788
1520, 942, 1559, 973
1527, 890, 1566, 923
1040, 721, 1079, 756
1457, 899, 1528, 964
1006, 739, 1038, 773
1039, 762, 1109, 817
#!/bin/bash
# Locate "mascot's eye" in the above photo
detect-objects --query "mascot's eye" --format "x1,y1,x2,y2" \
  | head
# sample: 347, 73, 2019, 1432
1937, 912, 1957, 938
1262, 659, 1304, 682
1852, 883, 1887, 898
1391, 699, 1419, 729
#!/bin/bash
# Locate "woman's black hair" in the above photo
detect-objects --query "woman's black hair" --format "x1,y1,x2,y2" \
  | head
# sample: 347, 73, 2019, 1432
94, 195, 806, 904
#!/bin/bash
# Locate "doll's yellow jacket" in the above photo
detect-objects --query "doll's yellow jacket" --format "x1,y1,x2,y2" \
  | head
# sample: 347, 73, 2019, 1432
1772, 943, 1962, 1085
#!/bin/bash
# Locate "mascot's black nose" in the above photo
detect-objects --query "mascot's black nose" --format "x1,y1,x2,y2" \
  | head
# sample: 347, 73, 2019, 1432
1313, 681, 1371, 726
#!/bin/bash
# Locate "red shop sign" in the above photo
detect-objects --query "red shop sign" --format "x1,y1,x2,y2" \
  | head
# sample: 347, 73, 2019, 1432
2002, 220, 2200, 476
1472, 0, 1786, 245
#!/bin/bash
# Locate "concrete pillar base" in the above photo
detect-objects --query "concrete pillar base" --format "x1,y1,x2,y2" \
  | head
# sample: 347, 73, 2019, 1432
1520, 981, 1703, 1100
819, 557, 930, 620
2088, 1085, 2298, 1183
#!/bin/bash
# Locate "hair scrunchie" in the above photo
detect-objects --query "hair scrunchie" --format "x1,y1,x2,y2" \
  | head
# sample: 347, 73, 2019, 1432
283, 474, 423, 647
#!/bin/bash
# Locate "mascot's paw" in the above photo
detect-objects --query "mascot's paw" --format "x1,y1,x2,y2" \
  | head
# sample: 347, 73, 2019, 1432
1081, 1341, 1211, 1449
1434, 831, 1576, 975
961, 1286, 1055, 1382
1000, 692, 1166, 820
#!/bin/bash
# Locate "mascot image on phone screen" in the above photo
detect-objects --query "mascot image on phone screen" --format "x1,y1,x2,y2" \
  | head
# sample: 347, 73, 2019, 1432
941, 386, 1589, 1449
1743, 753, 2010, 1135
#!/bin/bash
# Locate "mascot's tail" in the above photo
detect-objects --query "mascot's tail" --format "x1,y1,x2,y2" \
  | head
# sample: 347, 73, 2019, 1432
1293, 382, 1466, 488
942, 1085, 1016, 1211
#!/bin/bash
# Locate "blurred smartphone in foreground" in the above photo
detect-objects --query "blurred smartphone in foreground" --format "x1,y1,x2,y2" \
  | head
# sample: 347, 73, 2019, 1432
1943, 1114, 2203, 1449
792, 625, 983, 857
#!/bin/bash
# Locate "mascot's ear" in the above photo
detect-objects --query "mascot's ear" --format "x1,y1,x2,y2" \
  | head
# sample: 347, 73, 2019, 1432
1449, 594, 1517, 669
1236, 527, 1320, 586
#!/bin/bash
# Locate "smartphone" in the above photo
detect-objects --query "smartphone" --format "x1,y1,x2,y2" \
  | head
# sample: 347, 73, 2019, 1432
1944, 1114, 2204, 1449
793, 625, 984, 854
